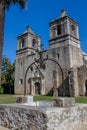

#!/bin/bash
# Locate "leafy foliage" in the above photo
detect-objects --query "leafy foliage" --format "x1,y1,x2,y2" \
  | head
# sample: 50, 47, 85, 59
0, 86, 4, 94
3, 0, 26, 9
0, 0, 26, 82
1, 56, 15, 94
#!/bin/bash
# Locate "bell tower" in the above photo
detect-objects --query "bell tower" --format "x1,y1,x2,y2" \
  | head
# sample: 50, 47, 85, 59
49, 10, 83, 68
17, 26, 41, 56
15, 26, 41, 94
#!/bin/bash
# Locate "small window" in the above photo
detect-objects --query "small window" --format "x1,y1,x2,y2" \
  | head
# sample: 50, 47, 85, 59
22, 39, 25, 48
57, 53, 60, 59
57, 25, 61, 35
71, 25, 76, 30
42, 63, 46, 70
85, 80, 87, 91
31, 67, 33, 71
19, 79, 23, 85
32, 39, 37, 48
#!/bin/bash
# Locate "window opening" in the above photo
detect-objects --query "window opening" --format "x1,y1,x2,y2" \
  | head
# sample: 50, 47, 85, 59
19, 79, 23, 85
57, 53, 60, 59
32, 39, 37, 48
85, 80, 87, 96
71, 25, 76, 30
31, 67, 33, 71
22, 39, 25, 48
57, 25, 61, 35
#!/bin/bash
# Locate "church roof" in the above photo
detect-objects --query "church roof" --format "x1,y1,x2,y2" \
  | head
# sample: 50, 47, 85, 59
50, 10, 78, 25
18, 26, 38, 38
23, 26, 35, 35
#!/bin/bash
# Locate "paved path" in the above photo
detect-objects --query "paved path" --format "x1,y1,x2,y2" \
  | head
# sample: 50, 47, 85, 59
0, 126, 10, 130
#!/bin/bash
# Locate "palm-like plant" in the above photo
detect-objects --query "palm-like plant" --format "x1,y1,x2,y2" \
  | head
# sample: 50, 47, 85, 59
0, 0, 26, 84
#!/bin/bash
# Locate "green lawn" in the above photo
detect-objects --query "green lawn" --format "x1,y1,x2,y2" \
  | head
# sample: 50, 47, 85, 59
0, 95, 55, 104
34, 95, 55, 101
34, 96, 87, 104
75, 97, 87, 104
0, 94, 16, 104
0, 95, 87, 104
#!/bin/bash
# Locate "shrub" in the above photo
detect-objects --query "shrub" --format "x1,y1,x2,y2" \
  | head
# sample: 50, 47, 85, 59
0, 86, 4, 94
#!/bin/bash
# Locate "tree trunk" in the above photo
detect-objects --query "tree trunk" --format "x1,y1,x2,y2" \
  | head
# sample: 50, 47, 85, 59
0, 1, 5, 85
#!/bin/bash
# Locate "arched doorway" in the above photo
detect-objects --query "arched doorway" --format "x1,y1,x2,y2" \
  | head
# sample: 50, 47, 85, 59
85, 80, 87, 96
35, 82, 40, 95
24, 57, 63, 96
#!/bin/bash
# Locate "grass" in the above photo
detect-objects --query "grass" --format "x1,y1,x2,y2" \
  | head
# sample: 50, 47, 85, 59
0, 95, 55, 104
75, 97, 87, 104
34, 95, 55, 101
34, 96, 87, 104
0, 94, 87, 104
0, 94, 16, 104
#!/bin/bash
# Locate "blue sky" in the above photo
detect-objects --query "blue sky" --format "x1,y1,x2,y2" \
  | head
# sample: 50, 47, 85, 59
3, 0, 87, 63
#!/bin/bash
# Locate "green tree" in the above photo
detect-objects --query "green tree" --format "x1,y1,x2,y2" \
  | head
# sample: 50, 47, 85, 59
0, 0, 26, 85
1, 56, 15, 94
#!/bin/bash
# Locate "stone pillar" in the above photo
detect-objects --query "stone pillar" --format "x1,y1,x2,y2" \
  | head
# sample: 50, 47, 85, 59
55, 26, 57, 37
73, 69, 79, 96
31, 79, 34, 95
38, 38, 41, 51
61, 23, 64, 35
67, 19, 70, 34
53, 70, 59, 97
41, 79, 45, 95
76, 26, 79, 39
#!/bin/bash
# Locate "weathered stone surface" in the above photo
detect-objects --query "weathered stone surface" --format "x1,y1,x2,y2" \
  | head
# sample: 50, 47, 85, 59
54, 97, 75, 107
22, 101, 54, 107
16, 96, 33, 103
0, 104, 47, 130
0, 104, 87, 130
30, 126, 38, 130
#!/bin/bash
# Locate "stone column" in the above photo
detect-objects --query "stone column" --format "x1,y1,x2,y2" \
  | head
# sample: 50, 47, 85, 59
76, 26, 79, 39
55, 26, 57, 37
73, 69, 79, 96
53, 70, 59, 97
41, 78, 45, 95
67, 19, 70, 34
31, 79, 34, 95
38, 38, 41, 51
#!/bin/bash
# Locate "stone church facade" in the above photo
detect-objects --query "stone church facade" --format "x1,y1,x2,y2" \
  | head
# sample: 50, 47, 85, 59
15, 10, 87, 97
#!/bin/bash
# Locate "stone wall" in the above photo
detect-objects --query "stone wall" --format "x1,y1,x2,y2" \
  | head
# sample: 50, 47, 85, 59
0, 104, 47, 130
46, 104, 87, 130
77, 65, 87, 96
0, 104, 87, 130
64, 65, 87, 97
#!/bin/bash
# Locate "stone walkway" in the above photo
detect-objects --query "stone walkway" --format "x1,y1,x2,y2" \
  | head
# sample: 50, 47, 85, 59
0, 126, 10, 130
